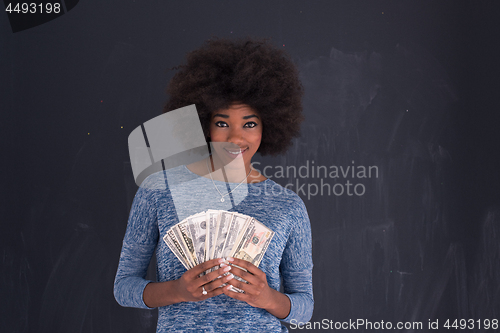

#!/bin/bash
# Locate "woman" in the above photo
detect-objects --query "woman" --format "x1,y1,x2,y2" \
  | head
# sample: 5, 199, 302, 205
114, 37, 313, 332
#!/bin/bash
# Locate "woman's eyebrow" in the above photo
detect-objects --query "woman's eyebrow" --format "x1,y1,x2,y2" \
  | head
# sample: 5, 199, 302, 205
212, 114, 259, 120
212, 113, 229, 118
242, 114, 259, 120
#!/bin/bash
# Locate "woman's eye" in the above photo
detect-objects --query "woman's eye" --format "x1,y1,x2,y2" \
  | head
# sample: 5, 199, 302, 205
215, 121, 228, 127
244, 122, 257, 128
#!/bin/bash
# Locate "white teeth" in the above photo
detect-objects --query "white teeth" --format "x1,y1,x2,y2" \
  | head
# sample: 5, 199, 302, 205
226, 148, 246, 154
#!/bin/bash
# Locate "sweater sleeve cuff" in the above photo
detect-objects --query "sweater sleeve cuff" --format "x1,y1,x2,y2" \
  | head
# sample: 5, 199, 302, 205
140, 281, 156, 309
280, 293, 313, 324
114, 277, 155, 309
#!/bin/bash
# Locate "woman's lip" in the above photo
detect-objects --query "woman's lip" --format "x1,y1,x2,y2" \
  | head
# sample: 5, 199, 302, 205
224, 147, 248, 156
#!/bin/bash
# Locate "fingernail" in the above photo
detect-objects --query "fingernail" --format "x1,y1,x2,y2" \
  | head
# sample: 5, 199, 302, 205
220, 263, 226, 267
227, 273, 234, 280
223, 265, 231, 272
218, 258, 225, 264
227, 257, 234, 262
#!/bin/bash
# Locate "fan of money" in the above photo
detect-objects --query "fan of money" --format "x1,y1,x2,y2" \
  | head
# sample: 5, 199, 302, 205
163, 210, 275, 270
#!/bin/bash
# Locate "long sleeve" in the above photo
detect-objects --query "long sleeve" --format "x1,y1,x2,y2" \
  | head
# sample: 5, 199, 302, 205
113, 166, 314, 332
114, 185, 159, 309
279, 200, 314, 323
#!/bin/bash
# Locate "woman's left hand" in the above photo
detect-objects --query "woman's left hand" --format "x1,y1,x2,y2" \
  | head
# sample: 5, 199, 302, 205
221, 257, 291, 319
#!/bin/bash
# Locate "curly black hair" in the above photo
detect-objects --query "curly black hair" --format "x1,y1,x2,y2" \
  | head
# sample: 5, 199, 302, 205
163, 37, 304, 156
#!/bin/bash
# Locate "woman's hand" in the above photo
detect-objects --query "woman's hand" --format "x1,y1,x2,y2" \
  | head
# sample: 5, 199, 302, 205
175, 258, 235, 302
143, 258, 234, 307
221, 257, 291, 319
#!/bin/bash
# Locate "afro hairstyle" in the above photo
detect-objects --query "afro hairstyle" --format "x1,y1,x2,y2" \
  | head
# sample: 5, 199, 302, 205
163, 36, 304, 156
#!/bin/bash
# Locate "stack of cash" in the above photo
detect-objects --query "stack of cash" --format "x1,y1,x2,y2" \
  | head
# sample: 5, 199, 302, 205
163, 210, 275, 272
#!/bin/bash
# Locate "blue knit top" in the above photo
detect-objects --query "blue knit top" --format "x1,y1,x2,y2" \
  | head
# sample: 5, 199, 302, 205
114, 165, 313, 332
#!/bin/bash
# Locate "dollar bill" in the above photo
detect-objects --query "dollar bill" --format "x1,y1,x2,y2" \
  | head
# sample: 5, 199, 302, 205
163, 210, 275, 286
221, 218, 273, 293
185, 213, 207, 267
221, 213, 251, 259
164, 229, 192, 269
229, 218, 274, 267
205, 210, 220, 261
172, 223, 198, 267
212, 211, 233, 259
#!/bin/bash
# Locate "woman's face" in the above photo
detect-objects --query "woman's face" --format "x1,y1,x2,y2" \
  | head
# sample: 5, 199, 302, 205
209, 103, 262, 169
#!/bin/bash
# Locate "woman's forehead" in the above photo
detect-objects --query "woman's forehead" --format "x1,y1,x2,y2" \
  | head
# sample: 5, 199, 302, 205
212, 103, 260, 117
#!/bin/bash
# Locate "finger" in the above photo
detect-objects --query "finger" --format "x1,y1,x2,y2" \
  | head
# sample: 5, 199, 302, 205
195, 263, 233, 287
226, 265, 260, 285
194, 272, 233, 299
200, 283, 225, 298
225, 276, 261, 295
226, 257, 263, 276
187, 258, 225, 278
203, 272, 235, 292
222, 284, 250, 302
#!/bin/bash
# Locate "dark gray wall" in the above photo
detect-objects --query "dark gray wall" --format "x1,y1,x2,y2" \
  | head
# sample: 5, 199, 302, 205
2, 1, 499, 332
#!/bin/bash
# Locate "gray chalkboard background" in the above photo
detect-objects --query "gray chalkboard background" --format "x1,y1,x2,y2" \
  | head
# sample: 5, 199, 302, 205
2, 1, 499, 332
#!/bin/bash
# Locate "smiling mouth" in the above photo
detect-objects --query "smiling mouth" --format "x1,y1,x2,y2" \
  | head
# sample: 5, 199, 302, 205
224, 147, 248, 155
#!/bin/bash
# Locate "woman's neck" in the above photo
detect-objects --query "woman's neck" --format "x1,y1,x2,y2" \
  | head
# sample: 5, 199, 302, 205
208, 155, 250, 182
186, 156, 266, 183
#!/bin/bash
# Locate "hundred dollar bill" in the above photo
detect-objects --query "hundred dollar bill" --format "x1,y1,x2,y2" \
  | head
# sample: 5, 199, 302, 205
215, 213, 251, 288
172, 223, 198, 267
185, 213, 207, 267
221, 213, 251, 259
212, 211, 233, 259
163, 230, 191, 270
206, 210, 220, 261
178, 222, 199, 266
164, 210, 275, 287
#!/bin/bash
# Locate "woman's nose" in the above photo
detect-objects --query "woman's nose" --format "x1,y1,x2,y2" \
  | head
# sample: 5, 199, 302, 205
227, 127, 244, 144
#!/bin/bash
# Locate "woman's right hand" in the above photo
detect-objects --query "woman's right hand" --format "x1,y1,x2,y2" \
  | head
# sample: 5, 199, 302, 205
143, 258, 234, 307
174, 258, 234, 302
